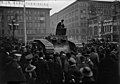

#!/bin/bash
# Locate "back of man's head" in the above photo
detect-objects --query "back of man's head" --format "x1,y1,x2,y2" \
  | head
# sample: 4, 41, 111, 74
61, 19, 64, 22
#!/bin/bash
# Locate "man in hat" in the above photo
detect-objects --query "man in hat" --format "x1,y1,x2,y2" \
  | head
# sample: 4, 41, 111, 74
56, 19, 65, 29
25, 58, 36, 84
34, 52, 48, 84
80, 66, 94, 84
66, 57, 82, 84
56, 19, 66, 35
0, 45, 13, 84
4, 50, 26, 84
89, 48, 99, 82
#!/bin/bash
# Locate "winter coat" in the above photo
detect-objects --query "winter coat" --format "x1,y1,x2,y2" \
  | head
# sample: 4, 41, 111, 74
34, 59, 48, 84
4, 60, 26, 82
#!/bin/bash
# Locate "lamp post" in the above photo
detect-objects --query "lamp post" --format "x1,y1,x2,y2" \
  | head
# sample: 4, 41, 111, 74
8, 18, 19, 41
23, 0, 27, 46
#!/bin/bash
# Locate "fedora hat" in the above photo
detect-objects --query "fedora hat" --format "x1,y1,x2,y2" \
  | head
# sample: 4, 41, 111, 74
25, 64, 36, 72
80, 66, 93, 77
25, 53, 33, 59
12, 50, 22, 57
68, 57, 76, 66
14, 53, 22, 57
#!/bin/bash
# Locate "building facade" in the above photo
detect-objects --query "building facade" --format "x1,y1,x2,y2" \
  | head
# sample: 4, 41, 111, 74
50, 13, 58, 35
87, 1, 113, 41
111, 1, 120, 42
51, 0, 89, 43
0, 1, 51, 41
50, 0, 113, 43
99, 1, 120, 42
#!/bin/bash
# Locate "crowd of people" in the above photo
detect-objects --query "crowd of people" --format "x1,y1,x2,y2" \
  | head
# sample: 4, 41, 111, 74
0, 37, 119, 84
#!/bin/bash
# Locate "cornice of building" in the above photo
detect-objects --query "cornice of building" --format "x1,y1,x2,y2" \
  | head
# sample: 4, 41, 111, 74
0, 1, 51, 9
91, 0, 113, 3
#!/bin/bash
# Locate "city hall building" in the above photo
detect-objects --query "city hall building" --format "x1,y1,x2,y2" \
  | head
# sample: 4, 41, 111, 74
0, 1, 51, 41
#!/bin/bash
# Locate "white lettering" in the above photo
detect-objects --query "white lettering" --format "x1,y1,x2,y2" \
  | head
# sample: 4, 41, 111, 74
0, 1, 49, 8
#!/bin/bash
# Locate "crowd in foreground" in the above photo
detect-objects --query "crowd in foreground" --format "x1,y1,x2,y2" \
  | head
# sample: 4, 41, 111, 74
0, 37, 119, 84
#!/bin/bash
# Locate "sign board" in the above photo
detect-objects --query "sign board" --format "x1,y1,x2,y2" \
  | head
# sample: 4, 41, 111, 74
0, 1, 50, 8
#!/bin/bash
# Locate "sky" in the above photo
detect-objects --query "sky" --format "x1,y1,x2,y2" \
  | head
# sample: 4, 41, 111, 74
27, 0, 114, 15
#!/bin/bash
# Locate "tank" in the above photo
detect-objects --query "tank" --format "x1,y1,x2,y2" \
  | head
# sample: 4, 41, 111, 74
46, 28, 76, 54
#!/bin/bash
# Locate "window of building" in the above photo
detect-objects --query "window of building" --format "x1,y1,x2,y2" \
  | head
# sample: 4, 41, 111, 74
41, 23, 45, 28
17, 16, 19, 20
72, 29, 75, 34
81, 22, 87, 27
18, 29, 21, 35
34, 11, 37, 15
16, 10, 19, 14
11, 16, 14, 19
82, 9, 86, 13
35, 29, 38, 34
105, 26, 107, 32
29, 23, 31, 28
35, 29, 37, 34
26, 23, 29, 28
38, 29, 40, 34
113, 16, 117, 20
76, 22, 79, 27
20, 16, 23, 21
41, 29, 44, 34
32, 29, 36, 34
29, 16, 32, 20
26, 10, 28, 15
17, 16, 20, 21
35, 23, 38, 28
104, 26, 106, 32
71, 17, 74, 22
75, 4, 78, 8
69, 30, 71, 34
75, 16, 78, 21
26, 16, 28, 21
30, 30, 32, 34
34, 17, 36, 20
10, 10, 13, 14
37, 17, 40, 20
40, 12, 45, 17
37, 11, 39, 15
76, 29, 79, 33
27, 30, 29, 34
73, 23, 75, 27
21, 29, 24, 35
7, 10, 10, 14
38, 23, 40, 27
109, 25, 112, 32
113, 26, 117, 31
94, 20, 97, 24
20, 10, 23, 14
94, 26, 98, 35
40, 18, 45, 23
7, 16, 10, 21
